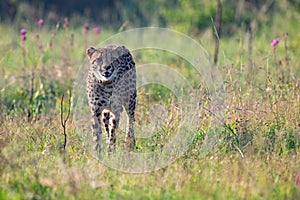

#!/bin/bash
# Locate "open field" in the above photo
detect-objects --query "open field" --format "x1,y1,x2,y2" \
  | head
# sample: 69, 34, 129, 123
1, 4, 300, 199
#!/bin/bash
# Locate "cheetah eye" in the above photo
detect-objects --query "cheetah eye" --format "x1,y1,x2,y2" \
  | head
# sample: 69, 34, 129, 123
92, 57, 103, 65
97, 58, 103, 63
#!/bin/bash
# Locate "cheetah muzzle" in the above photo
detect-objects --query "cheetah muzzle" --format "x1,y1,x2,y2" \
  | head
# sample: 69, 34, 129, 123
86, 45, 136, 154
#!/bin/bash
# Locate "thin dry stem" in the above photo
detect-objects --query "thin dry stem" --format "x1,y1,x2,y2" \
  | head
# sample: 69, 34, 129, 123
60, 89, 72, 150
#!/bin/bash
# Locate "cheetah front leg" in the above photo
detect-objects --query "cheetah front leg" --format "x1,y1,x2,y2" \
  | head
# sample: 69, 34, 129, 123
91, 115, 102, 155
124, 90, 136, 151
102, 109, 120, 153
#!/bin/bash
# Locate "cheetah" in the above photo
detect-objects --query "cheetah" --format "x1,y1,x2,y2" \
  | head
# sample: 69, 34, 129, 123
86, 45, 136, 153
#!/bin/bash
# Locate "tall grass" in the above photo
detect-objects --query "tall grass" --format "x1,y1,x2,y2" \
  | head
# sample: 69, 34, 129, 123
0, 14, 300, 199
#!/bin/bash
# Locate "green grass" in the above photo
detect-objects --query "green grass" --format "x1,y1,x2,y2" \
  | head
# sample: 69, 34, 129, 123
0, 12, 300, 199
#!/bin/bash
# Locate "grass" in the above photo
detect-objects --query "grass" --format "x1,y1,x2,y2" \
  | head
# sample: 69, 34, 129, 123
0, 13, 300, 199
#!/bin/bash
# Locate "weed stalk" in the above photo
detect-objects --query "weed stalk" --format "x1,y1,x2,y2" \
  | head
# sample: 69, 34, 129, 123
60, 89, 72, 151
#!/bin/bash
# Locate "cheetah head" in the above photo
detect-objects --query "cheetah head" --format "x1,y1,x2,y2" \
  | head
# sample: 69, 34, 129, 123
86, 45, 127, 83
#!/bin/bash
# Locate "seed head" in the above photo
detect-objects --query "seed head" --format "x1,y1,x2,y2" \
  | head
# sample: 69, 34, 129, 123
84, 23, 89, 31
20, 35, 26, 41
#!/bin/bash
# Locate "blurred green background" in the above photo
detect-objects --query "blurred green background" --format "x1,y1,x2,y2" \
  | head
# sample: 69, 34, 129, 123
1, 0, 299, 33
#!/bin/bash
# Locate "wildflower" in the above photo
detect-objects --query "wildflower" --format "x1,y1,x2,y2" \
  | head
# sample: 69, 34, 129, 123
271, 37, 280, 65
93, 27, 101, 34
38, 19, 44, 27
20, 28, 26, 35
271, 38, 280, 47
278, 60, 282, 65
64, 17, 68, 24
20, 28, 27, 41
84, 23, 89, 31
63, 17, 69, 29
20, 29, 27, 67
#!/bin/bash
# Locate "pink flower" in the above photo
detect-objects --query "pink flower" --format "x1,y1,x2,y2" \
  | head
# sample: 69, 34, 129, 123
20, 35, 26, 41
63, 17, 69, 29
38, 19, 44, 27
271, 38, 280, 47
20, 28, 26, 35
84, 23, 89, 31
64, 17, 68, 24
93, 27, 101, 34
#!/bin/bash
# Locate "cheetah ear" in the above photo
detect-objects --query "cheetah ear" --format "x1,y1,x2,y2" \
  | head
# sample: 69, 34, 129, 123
86, 47, 97, 59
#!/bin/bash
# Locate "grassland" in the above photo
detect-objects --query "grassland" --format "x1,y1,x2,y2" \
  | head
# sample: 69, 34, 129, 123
0, 12, 300, 200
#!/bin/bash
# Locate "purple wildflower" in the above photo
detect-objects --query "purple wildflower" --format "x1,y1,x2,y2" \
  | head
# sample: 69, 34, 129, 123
271, 38, 280, 47
93, 27, 101, 34
20, 29, 27, 35
84, 23, 89, 31
63, 17, 69, 29
38, 19, 44, 27
64, 17, 68, 24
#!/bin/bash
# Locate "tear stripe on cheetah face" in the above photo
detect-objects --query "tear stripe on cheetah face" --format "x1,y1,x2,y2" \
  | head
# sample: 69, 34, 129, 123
87, 45, 130, 83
